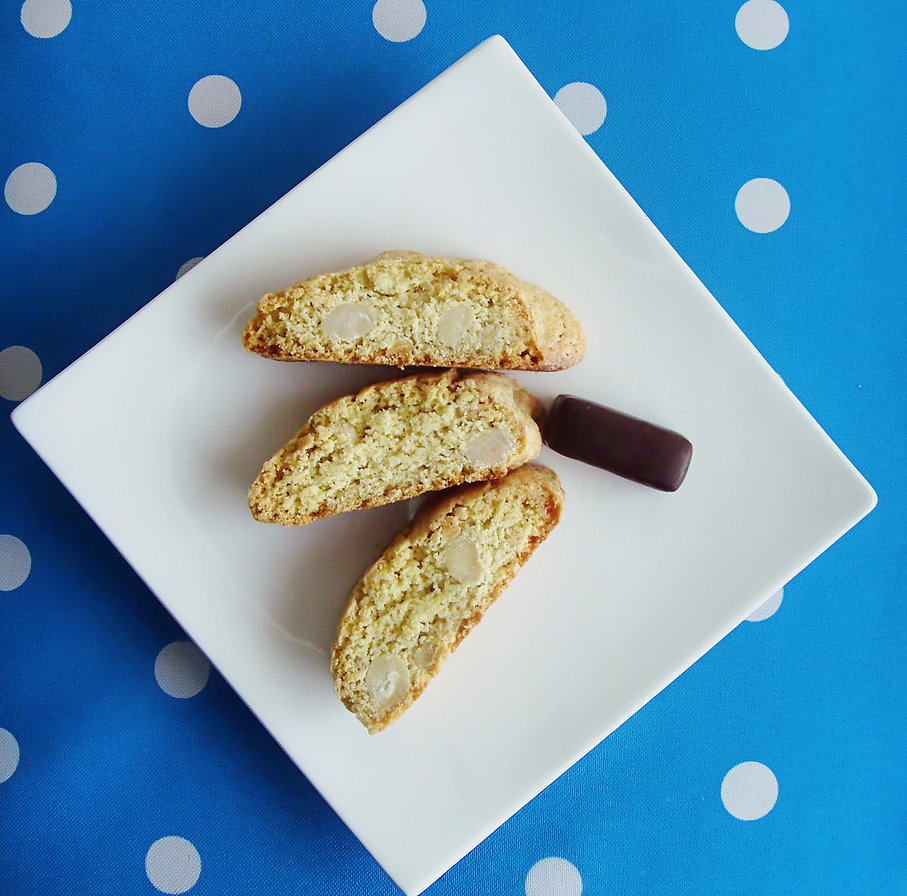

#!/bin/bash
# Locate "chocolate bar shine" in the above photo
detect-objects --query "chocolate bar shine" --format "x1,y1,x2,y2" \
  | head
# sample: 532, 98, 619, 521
543, 395, 693, 492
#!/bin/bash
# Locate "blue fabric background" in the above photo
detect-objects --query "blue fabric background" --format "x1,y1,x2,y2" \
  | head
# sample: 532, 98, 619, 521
2, 2, 904, 893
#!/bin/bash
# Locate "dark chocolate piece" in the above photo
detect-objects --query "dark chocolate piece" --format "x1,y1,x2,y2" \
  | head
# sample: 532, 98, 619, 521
543, 395, 692, 492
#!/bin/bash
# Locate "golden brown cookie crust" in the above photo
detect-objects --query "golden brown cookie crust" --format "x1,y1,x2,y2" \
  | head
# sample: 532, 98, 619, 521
242, 251, 585, 371
249, 369, 543, 526
331, 464, 564, 733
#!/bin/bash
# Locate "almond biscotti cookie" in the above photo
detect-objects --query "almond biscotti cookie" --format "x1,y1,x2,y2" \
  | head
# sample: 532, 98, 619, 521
331, 464, 564, 733
242, 251, 585, 371
249, 369, 542, 526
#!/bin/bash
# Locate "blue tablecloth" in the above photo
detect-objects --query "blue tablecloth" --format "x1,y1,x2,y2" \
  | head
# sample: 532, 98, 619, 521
2, 2, 903, 893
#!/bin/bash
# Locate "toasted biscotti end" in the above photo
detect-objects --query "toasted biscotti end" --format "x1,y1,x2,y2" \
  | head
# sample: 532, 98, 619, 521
330, 464, 564, 733
242, 250, 585, 371
248, 369, 543, 526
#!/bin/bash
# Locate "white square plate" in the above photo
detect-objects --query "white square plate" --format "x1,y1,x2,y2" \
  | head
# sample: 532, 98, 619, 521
12, 36, 875, 895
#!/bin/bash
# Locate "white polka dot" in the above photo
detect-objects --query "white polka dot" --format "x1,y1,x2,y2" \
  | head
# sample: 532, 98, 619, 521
554, 83, 607, 136
0, 729, 20, 783
176, 257, 204, 280
5, 163, 56, 215
145, 836, 200, 894
736, 0, 789, 51
0, 346, 42, 401
525, 857, 583, 896
155, 641, 210, 698
188, 76, 241, 128
0, 536, 31, 592
372, 0, 426, 42
721, 761, 778, 820
20, 0, 71, 38
747, 587, 783, 621
735, 178, 790, 232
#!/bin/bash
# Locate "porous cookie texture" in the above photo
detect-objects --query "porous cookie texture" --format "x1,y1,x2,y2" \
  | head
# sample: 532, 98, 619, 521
249, 369, 543, 526
331, 464, 564, 733
242, 251, 585, 371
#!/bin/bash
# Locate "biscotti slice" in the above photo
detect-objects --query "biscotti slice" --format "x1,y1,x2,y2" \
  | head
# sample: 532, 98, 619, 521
331, 464, 564, 733
249, 369, 543, 526
242, 250, 585, 371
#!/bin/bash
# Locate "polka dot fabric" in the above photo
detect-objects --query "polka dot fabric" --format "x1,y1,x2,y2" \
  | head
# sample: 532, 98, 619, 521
1, 3, 902, 895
